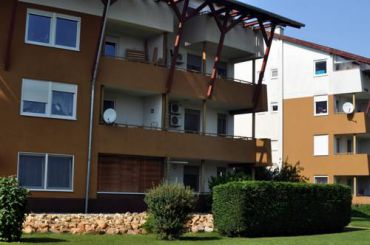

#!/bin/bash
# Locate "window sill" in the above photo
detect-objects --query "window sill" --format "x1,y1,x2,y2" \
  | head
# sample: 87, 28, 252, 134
25, 40, 80, 52
314, 113, 328, 117
21, 112, 77, 121
26, 189, 73, 193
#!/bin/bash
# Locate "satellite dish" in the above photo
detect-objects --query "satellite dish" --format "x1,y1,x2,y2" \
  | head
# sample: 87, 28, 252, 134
103, 108, 117, 124
342, 102, 354, 114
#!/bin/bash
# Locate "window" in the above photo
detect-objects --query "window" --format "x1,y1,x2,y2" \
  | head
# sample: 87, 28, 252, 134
183, 165, 200, 192
21, 79, 77, 120
271, 68, 278, 79
347, 139, 353, 153
97, 155, 163, 193
217, 167, 227, 177
187, 54, 202, 72
271, 102, 279, 112
314, 95, 328, 116
184, 109, 200, 133
314, 135, 329, 156
217, 114, 227, 135
314, 176, 328, 184
314, 60, 327, 76
18, 153, 73, 191
103, 100, 115, 112
104, 41, 117, 57
26, 9, 81, 50
217, 62, 227, 78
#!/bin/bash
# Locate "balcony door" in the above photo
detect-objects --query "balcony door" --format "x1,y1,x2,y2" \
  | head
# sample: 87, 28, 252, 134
184, 109, 200, 134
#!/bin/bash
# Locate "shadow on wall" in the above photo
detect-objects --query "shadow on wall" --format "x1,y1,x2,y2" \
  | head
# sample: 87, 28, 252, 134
256, 139, 272, 165
0, 73, 17, 104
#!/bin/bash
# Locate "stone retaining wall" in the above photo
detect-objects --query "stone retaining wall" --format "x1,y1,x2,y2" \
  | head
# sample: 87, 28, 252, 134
23, 213, 214, 235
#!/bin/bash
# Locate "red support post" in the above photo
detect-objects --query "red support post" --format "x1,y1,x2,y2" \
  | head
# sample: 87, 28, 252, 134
252, 23, 276, 109
165, 0, 189, 93
4, 0, 18, 71
206, 30, 226, 98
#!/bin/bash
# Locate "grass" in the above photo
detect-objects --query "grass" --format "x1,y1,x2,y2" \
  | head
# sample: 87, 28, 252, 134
4, 228, 369, 245
1, 208, 370, 244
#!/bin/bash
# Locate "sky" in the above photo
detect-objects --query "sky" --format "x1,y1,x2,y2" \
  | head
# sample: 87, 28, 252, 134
242, 0, 370, 58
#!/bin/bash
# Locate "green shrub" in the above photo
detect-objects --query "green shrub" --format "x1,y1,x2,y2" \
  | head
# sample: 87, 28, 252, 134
255, 161, 308, 182
144, 183, 196, 240
213, 181, 352, 237
0, 177, 29, 242
352, 204, 370, 218
208, 171, 251, 191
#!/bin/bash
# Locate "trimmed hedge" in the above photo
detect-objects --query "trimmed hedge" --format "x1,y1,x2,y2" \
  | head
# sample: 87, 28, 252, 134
213, 181, 352, 237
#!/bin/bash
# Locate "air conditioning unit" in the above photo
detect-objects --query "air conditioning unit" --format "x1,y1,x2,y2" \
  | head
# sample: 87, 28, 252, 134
170, 115, 181, 127
170, 102, 180, 114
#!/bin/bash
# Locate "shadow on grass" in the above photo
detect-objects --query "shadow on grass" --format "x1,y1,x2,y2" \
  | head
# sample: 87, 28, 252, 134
343, 227, 368, 233
179, 236, 221, 241
352, 210, 370, 219
20, 237, 67, 243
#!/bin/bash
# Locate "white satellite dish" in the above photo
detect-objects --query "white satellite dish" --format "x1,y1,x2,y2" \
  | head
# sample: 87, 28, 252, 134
342, 102, 354, 114
103, 108, 117, 124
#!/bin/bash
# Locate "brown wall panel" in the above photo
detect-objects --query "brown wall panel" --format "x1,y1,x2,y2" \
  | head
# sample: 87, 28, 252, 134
283, 95, 370, 183
0, 2, 102, 199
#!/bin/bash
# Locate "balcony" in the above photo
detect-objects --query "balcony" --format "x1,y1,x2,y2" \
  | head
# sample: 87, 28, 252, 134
94, 123, 271, 165
333, 93, 370, 134
183, 15, 264, 61
97, 57, 267, 112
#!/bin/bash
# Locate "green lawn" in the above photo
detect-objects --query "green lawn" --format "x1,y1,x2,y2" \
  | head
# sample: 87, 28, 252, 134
1, 217, 369, 244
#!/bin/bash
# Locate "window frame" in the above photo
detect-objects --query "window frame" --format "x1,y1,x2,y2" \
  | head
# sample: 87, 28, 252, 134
313, 95, 329, 116
313, 59, 328, 77
313, 134, 329, 156
271, 68, 278, 79
271, 102, 279, 113
20, 79, 78, 120
25, 9, 81, 51
314, 176, 329, 184
17, 152, 74, 192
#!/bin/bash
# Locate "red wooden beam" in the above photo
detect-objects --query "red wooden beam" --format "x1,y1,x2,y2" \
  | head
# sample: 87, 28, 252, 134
165, 0, 189, 93
207, 12, 246, 98
4, 0, 18, 71
252, 23, 276, 109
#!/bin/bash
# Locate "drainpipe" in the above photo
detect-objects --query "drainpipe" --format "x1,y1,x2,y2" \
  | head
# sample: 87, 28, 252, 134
85, 0, 111, 214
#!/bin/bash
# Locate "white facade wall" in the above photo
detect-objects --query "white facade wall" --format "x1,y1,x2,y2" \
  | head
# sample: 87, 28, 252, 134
20, 0, 174, 32
234, 31, 368, 168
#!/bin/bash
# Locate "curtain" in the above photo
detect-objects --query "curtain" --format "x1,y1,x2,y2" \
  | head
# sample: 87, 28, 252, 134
51, 91, 74, 116
47, 156, 72, 189
19, 155, 45, 189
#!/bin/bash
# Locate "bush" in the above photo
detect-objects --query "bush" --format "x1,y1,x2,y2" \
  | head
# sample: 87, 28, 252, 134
144, 183, 196, 240
213, 181, 352, 237
255, 161, 308, 182
208, 171, 251, 191
0, 177, 29, 242
352, 204, 370, 218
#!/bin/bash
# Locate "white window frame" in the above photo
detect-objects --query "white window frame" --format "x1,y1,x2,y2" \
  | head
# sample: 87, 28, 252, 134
21, 79, 78, 120
271, 102, 279, 113
271, 68, 278, 79
17, 152, 74, 192
314, 95, 328, 116
313, 135, 329, 156
25, 9, 81, 51
313, 59, 328, 77
314, 176, 329, 184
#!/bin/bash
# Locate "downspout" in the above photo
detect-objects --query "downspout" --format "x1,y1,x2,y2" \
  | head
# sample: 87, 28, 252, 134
85, 0, 111, 214
280, 38, 285, 169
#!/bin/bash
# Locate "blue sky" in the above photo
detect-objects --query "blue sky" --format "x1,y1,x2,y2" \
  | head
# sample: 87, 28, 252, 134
242, 0, 370, 58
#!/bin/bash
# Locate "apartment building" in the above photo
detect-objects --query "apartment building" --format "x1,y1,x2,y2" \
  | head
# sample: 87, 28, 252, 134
235, 30, 370, 204
0, 0, 302, 212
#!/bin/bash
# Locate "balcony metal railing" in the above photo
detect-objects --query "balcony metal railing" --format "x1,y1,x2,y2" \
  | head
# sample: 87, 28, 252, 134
99, 121, 253, 141
102, 54, 253, 85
